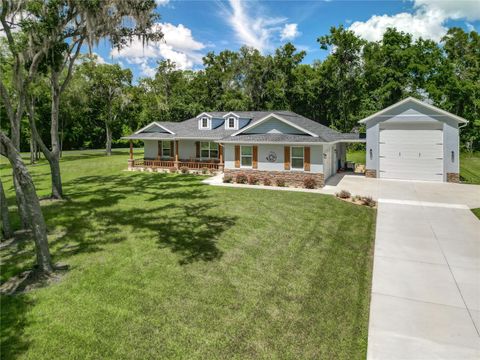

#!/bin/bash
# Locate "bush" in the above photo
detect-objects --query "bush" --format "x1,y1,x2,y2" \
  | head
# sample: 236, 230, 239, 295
180, 166, 189, 174
263, 177, 271, 186
201, 167, 209, 175
223, 175, 233, 183
361, 196, 376, 207
169, 168, 177, 174
336, 189, 351, 199
275, 177, 286, 187
303, 176, 316, 189
235, 173, 248, 184
247, 175, 258, 185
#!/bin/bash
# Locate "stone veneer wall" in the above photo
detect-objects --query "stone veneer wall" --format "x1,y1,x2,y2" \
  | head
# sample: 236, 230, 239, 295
365, 169, 377, 178
447, 172, 460, 183
224, 169, 325, 188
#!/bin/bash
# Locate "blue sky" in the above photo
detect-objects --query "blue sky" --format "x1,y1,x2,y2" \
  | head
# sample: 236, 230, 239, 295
93, 0, 480, 79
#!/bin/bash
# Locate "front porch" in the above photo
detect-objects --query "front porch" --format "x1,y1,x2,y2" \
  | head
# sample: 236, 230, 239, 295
127, 140, 224, 172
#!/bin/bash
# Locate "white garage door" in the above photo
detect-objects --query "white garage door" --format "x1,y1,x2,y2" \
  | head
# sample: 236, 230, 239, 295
379, 128, 443, 181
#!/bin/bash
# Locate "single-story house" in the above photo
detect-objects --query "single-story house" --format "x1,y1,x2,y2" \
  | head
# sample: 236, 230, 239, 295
124, 111, 362, 186
124, 97, 467, 185
358, 97, 468, 182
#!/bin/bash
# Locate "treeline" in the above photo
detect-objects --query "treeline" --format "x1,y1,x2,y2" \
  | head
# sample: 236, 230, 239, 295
2, 25, 480, 153
13, 25, 478, 153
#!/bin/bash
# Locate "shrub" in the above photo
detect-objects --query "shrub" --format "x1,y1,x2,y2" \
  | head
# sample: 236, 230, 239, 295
169, 168, 177, 174
263, 177, 271, 186
361, 196, 376, 207
303, 176, 316, 189
180, 166, 189, 174
275, 177, 286, 187
201, 167, 209, 174
336, 189, 351, 199
223, 175, 233, 183
352, 195, 362, 202
235, 173, 248, 184
247, 175, 258, 185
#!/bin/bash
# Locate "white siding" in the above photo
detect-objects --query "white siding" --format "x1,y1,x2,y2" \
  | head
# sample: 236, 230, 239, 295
178, 140, 197, 160
144, 140, 158, 159
244, 118, 304, 134
366, 123, 379, 171
224, 143, 324, 174
443, 122, 460, 175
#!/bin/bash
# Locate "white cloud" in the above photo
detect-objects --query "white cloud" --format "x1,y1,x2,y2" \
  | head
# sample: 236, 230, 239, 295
155, 0, 170, 6
349, 0, 480, 42
280, 23, 300, 41
110, 22, 205, 75
415, 0, 480, 21
223, 0, 287, 52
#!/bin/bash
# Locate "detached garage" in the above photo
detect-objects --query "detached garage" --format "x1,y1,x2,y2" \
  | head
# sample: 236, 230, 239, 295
359, 97, 468, 182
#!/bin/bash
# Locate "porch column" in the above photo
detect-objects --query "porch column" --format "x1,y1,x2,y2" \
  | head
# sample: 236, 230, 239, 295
219, 143, 224, 172
128, 140, 134, 170
174, 140, 179, 170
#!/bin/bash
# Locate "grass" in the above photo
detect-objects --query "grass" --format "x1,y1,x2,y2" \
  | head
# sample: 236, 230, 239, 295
346, 150, 366, 165
460, 152, 480, 184
347, 150, 480, 184
472, 208, 480, 220
1, 149, 376, 359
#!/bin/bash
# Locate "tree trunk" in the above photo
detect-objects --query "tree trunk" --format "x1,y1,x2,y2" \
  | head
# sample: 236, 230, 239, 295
30, 135, 37, 164
0, 178, 13, 240
106, 122, 112, 156
0, 132, 53, 273
47, 152, 63, 199
47, 74, 63, 198
13, 173, 30, 229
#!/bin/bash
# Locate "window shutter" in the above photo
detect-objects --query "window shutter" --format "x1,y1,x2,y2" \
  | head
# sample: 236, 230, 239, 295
284, 146, 290, 170
196, 141, 200, 158
170, 141, 174, 158
304, 147, 310, 171
235, 145, 240, 168
253, 146, 258, 169
157, 141, 162, 159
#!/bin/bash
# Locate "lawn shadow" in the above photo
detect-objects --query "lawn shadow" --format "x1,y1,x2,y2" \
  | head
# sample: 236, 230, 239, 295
0, 171, 235, 357
0, 294, 32, 359
41, 172, 233, 265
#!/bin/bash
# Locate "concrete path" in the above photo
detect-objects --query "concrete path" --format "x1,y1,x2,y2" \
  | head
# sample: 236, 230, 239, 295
368, 200, 480, 359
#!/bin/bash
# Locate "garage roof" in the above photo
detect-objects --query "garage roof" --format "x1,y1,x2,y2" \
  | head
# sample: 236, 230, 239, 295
358, 97, 468, 124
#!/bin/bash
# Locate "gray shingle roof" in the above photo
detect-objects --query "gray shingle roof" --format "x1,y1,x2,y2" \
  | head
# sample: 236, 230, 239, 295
124, 111, 362, 143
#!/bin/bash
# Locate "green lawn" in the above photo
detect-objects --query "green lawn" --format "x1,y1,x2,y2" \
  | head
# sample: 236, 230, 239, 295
460, 152, 480, 184
347, 150, 366, 165
472, 208, 480, 220
1, 149, 376, 359
347, 150, 480, 184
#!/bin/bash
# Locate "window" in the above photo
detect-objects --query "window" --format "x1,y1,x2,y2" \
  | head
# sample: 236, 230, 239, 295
227, 117, 235, 129
291, 146, 304, 170
200, 142, 218, 158
162, 141, 171, 157
201, 117, 209, 129
241, 146, 253, 167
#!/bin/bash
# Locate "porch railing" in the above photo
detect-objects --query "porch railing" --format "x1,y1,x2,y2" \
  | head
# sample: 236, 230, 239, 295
177, 161, 219, 170
130, 158, 220, 170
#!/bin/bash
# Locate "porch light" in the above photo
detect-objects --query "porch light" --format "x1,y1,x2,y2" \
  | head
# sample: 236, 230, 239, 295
369, 148, 373, 160
451, 151, 455, 163
323, 153, 327, 159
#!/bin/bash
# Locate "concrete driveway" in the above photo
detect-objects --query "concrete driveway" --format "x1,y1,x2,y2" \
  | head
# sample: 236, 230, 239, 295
328, 175, 480, 359
323, 174, 480, 209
